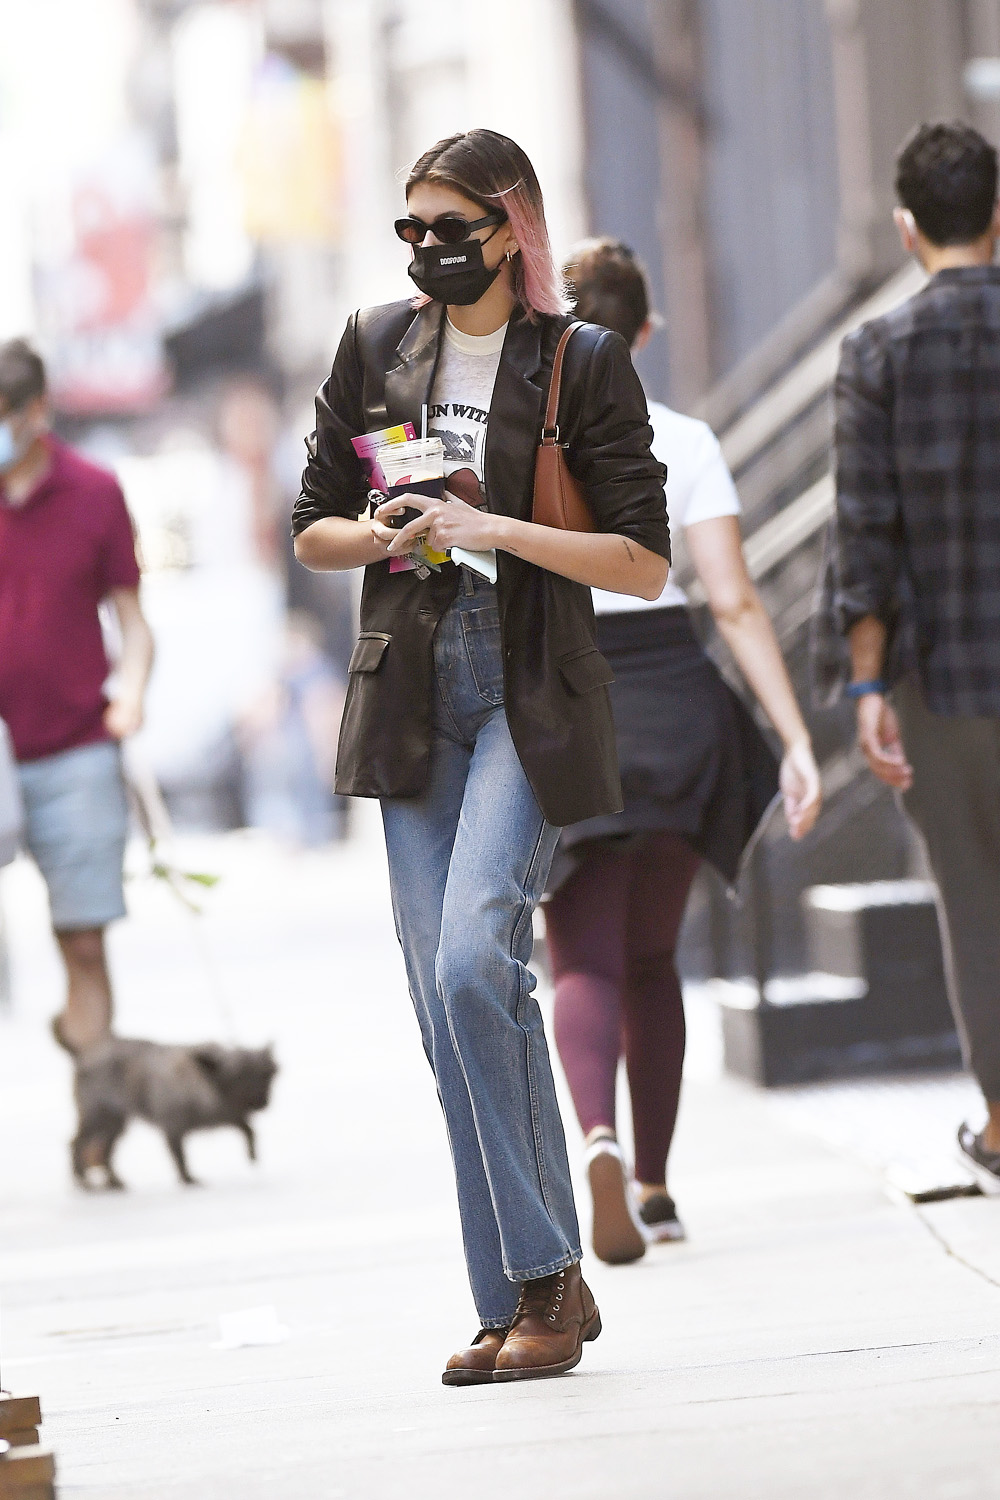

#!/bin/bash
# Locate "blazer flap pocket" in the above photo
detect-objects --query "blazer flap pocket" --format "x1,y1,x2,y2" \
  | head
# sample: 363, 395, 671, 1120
349, 632, 391, 673
558, 646, 614, 695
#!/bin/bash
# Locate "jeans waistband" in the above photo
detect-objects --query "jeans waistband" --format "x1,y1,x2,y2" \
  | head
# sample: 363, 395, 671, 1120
453, 566, 498, 605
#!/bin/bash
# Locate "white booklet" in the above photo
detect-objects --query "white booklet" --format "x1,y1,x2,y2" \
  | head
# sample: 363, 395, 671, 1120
450, 545, 498, 583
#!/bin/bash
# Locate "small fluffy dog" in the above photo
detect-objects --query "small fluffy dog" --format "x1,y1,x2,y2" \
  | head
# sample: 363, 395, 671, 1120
72, 1037, 278, 1189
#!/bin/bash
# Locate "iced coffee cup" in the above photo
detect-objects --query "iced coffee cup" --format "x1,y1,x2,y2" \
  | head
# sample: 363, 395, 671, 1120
380, 437, 449, 566
380, 437, 444, 523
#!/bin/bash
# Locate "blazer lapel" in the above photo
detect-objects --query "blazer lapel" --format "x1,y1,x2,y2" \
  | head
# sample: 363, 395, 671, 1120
485, 312, 546, 520
384, 303, 445, 431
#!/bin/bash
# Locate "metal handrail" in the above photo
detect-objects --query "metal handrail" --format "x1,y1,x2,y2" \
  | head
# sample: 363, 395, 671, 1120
741, 473, 835, 581
718, 262, 925, 476
687, 262, 927, 597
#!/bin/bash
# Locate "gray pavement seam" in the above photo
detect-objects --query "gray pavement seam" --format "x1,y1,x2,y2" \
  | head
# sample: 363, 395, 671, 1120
912, 1202, 1000, 1292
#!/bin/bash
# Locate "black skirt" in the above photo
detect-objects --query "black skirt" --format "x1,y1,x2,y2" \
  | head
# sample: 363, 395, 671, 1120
549, 607, 780, 889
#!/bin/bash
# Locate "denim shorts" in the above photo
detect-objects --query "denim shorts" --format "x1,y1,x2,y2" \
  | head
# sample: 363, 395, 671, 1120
18, 740, 129, 930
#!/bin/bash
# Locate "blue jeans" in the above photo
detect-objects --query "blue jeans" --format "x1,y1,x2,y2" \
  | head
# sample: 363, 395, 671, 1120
381, 570, 582, 1326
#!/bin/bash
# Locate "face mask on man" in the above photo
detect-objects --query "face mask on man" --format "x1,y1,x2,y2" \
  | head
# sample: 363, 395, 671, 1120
407, 233, 505, 307
0, 404, 43, 474
0, 419, 20, 473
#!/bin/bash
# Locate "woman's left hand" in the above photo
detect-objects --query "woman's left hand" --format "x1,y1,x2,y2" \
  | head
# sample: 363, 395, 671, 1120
373, 493, 500, 556
779, 739, 822, 841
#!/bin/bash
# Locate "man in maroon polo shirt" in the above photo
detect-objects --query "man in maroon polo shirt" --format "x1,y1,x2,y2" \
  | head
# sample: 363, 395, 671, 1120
0, 339, 153, 1053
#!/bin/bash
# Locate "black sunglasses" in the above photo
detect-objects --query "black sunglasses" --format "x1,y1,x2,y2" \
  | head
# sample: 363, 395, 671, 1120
394, 212, 506, 246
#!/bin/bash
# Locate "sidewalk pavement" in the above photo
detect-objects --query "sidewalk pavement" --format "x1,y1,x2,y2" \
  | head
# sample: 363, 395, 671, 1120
0, 809, 998, 1500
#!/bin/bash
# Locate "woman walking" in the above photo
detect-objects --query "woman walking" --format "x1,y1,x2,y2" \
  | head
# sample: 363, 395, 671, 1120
293, 138, 671, 1381
544, 241, 821, 1265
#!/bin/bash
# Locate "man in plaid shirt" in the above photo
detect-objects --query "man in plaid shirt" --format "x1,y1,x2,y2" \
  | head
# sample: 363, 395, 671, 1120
834, 121, 1000, 1194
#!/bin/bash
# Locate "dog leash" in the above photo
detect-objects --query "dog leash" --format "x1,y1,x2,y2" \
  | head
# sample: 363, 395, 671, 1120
121, 744, 240, 1045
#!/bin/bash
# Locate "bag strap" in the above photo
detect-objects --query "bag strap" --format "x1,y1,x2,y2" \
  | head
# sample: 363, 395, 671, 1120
541, 323, 580, 443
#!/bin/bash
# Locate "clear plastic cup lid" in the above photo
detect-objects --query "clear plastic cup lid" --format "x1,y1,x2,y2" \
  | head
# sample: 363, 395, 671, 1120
381, 438, 443, 485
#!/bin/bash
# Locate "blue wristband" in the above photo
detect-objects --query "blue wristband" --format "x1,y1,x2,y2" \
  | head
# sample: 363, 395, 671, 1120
844, 678, 888, 699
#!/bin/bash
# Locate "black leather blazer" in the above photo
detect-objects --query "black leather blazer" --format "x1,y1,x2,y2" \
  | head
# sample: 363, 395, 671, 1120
292, 299, 670, 827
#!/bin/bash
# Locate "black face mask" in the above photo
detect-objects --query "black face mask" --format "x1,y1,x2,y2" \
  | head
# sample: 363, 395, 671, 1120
407, 234, 504, 306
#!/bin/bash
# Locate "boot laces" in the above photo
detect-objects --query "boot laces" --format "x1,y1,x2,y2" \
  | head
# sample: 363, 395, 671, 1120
513, 1271, 566, 1325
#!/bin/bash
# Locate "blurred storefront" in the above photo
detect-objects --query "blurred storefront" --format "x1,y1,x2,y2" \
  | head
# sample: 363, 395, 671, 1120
0, 0, 351, 838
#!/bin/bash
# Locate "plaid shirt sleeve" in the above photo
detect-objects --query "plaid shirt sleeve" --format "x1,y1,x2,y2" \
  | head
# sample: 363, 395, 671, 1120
833, 324, 903, 633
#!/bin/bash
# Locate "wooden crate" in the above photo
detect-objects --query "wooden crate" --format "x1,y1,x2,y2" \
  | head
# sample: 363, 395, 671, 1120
0, 1443, 56, 1497
0, 1396, 55, 1498
0, 1400, 41, 1449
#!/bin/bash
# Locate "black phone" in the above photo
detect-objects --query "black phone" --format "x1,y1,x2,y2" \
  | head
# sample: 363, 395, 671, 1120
383, 475, 442, 530
368, 492, 421, 531
386, 506, 423, 532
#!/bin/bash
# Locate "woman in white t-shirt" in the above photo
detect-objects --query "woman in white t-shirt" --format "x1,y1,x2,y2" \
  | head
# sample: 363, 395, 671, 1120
544, 241, 822, 1264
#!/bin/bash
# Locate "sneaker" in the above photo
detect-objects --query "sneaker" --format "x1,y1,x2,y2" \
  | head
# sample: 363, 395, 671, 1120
585, 1139, 646, 1265
957, 1122, 1000, 1196
637, 1191, 686, 1243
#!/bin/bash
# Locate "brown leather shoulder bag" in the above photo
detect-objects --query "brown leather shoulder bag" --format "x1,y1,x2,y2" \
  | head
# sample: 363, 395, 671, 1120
531, 322, 596, 533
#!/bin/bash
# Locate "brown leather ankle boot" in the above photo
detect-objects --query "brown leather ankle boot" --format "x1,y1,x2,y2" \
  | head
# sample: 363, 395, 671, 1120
493, 1262, 601, 1382
442, 1327, 509, 1386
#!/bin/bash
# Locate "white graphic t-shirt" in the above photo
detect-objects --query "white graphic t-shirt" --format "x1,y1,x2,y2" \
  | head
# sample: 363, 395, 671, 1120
591, 399, 741, 614
428, 317, 506, 511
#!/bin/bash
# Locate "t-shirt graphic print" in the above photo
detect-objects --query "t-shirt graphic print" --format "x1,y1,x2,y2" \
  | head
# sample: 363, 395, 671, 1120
426, 316, 507, 581
428, 316, 508, 506
427, 406, 488, 511
440, 464, 483, 509
431, 409, 487, 470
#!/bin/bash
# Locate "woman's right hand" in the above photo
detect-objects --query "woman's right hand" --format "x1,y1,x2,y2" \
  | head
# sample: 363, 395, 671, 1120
779, 739, 822, 840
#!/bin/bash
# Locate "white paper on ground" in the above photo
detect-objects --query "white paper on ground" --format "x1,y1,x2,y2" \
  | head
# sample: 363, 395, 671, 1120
212, 1304, 290, 1349
451, 546, 497, 583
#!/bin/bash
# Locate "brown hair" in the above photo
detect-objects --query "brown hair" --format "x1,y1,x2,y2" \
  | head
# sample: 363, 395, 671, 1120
563, 239, 650, 347
406, 130, 568, 320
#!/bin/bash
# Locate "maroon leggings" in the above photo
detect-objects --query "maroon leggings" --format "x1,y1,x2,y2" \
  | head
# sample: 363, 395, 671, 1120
545, 832, 701, 1185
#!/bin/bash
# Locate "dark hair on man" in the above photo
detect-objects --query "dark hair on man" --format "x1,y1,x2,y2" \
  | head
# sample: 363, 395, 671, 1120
0, 338, 46, 412
895, 122, 998, 247
562, 238, 650, 347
